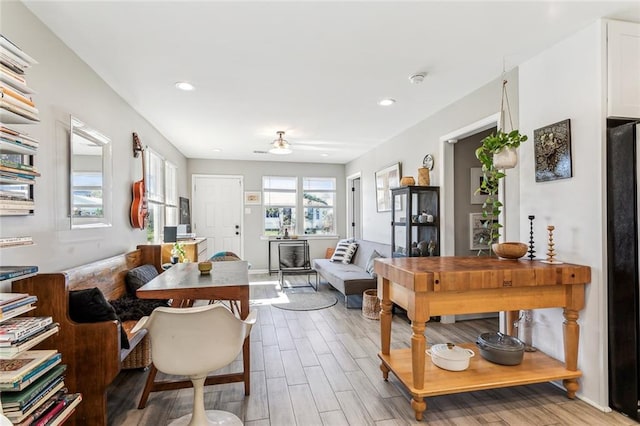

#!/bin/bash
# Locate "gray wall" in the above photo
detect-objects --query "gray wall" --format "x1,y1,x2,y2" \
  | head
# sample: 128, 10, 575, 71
188, 159, 345, 270
0, 2, 188, 279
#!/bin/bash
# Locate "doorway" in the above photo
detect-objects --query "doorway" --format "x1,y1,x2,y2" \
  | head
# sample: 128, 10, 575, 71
346, 173, 362, 240
192, 175, 243, 259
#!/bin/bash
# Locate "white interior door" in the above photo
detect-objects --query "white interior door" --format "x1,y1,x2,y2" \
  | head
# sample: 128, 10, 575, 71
192, 175, 243, 258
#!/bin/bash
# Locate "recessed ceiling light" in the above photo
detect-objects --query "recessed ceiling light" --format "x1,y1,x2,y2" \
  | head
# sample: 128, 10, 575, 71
175, 81, 195, 91
211, 148, 222, 152
378, 98, 396, 106
320, 153, 329, 157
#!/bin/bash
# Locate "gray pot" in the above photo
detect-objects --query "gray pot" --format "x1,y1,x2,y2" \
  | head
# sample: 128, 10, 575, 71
476, 332, 525, 366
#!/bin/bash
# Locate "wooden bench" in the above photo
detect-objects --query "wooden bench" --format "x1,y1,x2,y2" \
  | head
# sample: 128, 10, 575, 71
11, 245, 162, 426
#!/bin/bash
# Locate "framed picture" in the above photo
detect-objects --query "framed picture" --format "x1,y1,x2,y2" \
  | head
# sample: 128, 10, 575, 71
179, 197, 191, 225
534, 119, 572, 182
470, 167, 491, 205
469, 212, 494, 250
244, 191, 261, 205
375, 162, 401, 212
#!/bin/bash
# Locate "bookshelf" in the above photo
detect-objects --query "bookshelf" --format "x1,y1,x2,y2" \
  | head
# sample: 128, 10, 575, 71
0, 270, 81, 425
0, 34, 40, 225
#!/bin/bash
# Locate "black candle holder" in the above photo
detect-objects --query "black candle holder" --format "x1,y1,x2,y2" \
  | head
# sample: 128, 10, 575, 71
528, 215, 536, 260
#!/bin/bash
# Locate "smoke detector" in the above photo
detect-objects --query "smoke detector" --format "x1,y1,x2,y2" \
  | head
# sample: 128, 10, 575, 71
409, 72, 427, 84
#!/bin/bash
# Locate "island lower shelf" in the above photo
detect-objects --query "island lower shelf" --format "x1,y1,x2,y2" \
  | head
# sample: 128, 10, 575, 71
378, 343, 582, 397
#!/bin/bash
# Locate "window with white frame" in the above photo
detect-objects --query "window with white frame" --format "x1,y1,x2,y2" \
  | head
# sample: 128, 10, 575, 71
263, 176, 297, 236
262, 176, 336, 236
145, 148, 177, 242
303, 177, 335, 235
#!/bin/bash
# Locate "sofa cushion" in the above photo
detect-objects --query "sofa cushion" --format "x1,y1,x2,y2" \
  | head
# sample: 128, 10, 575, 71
126, 264, 159, 296
69, 287, 130, 349
365, 250, 383, 278
330, 240, 358, 264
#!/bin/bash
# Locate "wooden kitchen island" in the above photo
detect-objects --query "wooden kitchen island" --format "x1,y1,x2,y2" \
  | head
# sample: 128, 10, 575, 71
374, 256, 591, 421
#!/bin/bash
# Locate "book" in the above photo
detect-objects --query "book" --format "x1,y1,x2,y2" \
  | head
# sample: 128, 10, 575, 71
11, 389, 65, 426
0, 209, 32, 216
4, 380, 65, 422
0, 316, 53, 341
0, 100, 39, 122
0, 294, 36, 312
1, 364, 66, 410
42, 393, 82, 426
0, 239, 34, 248
0, 267, 37, 282
0, 350, 57, 384
0, 92, 39, 114
0, 84, 34, 107
0, 159, 36, 172
0, 164, 41, 177
0, 353, 62, 391
0, 36, 37, 67
0, 292, 29, 306
0, 304, 36, 322
0, 324, 58, 355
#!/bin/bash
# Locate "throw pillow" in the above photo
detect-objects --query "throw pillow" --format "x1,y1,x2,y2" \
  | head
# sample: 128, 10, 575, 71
330, 239, 358, 264
365, 250, 384, 278
126, 264, 159, 296
69, 287, 130, 349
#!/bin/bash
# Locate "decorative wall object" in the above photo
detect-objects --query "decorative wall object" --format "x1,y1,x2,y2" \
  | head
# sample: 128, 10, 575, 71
244, 191, 261, 205
375, 162, 401, 212
469, 212, 494, 250
534, 119, 572, 182
470, 167, 491, 205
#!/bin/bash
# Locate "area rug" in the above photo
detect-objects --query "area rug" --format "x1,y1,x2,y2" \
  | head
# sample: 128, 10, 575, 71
271, 290, 338, 311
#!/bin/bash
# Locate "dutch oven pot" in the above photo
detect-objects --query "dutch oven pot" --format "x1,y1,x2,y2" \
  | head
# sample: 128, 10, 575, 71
426, 343, 475, 371
476, 332, 525, 366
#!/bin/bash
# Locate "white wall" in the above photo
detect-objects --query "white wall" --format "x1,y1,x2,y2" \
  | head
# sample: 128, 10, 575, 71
346, 70, 521, 250
0, 3, 188, 277
188, 159, 345, 270
519, 21, 607, 408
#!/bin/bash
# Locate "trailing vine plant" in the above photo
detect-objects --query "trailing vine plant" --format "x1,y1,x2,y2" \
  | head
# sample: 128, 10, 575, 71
474, 78, 528, 252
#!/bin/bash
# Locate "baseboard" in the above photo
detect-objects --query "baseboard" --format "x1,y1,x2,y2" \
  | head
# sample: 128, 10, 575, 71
549, 380, 612, 412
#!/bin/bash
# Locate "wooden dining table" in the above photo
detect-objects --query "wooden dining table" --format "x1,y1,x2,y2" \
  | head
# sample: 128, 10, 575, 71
135, 261, 250, 409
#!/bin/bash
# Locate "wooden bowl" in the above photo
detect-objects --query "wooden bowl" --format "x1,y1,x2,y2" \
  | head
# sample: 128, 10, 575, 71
492, 242, 527, 259
198, 261, 213, 275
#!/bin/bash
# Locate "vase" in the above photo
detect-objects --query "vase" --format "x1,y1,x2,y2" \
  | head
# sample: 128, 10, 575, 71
493, 147, 518, 169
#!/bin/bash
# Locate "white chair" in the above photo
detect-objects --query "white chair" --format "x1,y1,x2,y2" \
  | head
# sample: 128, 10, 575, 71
133, 303, 257, 425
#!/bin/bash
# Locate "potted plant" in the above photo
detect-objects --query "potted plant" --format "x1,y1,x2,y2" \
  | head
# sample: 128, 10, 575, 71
474, 129, 528, 251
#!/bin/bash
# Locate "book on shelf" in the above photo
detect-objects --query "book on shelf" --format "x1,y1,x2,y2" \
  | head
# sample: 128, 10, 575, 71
0, 350, 57, 383
0, 238, 34, 248
0, 83, 34, 107
0, 294, 36, 312
0, 92, 38, 115
0, 63, 26, 84
0, 136, 38, 152
0, 352, 61, 392
0, 266, 36, 280
0, 173, 35, 185
0, 304, 36, 322
0, 164, 40, 177
0, 125, 40, 146
0, 99, 39, 122
0, 35, 37, 68
0, 324, 58, 356
0, 316, 53, 341
3, 379, 66, 422
11, 389, 65, 426
0, 292, 30, 306
0, 159, 36, 172
1, 364, 66, 411
38, 393, 81, 426
0, 209, 32, 216
0, 201, 35, 210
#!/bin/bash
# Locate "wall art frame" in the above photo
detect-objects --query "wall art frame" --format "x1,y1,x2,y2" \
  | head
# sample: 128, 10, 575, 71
375, 162, 401, 212
534, 119, 572, 182
244, 191, 261, 205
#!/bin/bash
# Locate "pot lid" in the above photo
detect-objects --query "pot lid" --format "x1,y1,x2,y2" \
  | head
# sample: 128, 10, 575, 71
429, 343, 474, 361
478, 332, 525, 352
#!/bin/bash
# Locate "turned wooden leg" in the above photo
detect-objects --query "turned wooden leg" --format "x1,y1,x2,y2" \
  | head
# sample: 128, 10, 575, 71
411, 396, 427, 421
411, 321, 427, 390
380, 362, 390, 381
563, 307, 580, 398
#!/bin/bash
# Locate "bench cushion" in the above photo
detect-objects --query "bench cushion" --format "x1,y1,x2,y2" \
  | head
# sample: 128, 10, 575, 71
126, 264, 159, 296
69, 287, 130, 349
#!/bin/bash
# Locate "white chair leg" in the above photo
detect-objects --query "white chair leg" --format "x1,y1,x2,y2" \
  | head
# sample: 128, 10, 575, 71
189, 375, 207, 426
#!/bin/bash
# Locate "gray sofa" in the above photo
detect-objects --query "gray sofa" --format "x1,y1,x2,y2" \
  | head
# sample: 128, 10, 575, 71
313, 239, 391, 307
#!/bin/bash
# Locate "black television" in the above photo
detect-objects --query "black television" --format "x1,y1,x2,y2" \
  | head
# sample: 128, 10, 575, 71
179, 197, 191, 233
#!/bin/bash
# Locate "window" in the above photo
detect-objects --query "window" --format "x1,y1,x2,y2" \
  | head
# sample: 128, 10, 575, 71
263, 176, 297, 236
262, 176, 336, 236
303, 177, 335, 235
146, 149, 177, 242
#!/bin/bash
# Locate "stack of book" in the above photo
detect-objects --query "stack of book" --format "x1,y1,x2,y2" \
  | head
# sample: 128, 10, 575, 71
0, 293, 38, 322
0, 35, 38, 123
0, 237, 33, 249
0, 316, 59, 357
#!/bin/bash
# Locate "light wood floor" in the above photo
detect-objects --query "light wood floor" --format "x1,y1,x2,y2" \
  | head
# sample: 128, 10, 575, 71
106, 274, 635, 425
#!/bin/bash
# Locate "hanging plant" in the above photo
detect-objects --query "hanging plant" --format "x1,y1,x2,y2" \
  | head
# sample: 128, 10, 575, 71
474, 79, 528, 250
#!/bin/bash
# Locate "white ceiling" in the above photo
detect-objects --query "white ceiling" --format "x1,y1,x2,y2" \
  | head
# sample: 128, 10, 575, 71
24, 1, 640, 164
